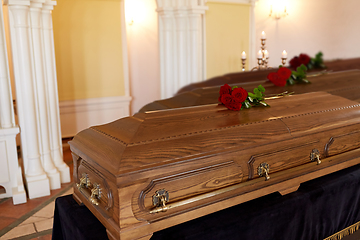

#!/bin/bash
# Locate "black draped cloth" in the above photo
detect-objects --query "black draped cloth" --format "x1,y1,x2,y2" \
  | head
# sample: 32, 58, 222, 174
52, 164, 360, 240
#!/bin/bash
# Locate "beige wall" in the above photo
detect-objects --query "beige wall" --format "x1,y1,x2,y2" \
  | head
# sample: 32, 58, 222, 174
206, 2, 250, 79
255, 0, 360, 67
125, 0, 160, 114
52, 0, 126, 101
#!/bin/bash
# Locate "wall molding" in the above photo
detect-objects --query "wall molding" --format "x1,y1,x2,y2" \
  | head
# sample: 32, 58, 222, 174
59, 95, 131, 138
206, 0, 252, 4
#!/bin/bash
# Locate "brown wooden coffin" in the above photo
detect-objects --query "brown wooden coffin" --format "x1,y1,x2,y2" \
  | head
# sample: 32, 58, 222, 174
140, 70, 360, 112
177, 57, 360, 94
70, 91, 360, 240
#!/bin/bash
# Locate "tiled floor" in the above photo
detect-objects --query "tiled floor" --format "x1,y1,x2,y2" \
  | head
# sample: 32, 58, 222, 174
0, 141, 73, 240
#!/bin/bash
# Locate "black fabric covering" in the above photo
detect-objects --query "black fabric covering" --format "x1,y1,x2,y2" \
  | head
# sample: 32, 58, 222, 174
52, 164, 360, 240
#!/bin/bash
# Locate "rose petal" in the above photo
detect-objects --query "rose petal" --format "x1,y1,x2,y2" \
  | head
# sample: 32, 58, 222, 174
267, 72, 287, 87
231, 87, 248, 103
219, 84, 232, 96
277, 67, 292, 80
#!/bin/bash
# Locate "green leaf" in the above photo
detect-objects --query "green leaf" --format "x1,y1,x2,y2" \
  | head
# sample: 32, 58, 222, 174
232, 86, 238, 90
292, 72, 299, 77
255, 91, 262, 98
254, 88, 260, 95
248, 92, 256, 98
258, 85, 265, 92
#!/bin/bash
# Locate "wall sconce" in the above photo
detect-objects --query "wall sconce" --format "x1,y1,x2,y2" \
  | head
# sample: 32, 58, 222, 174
125, 0, 146, 25
269, 0, 288, 19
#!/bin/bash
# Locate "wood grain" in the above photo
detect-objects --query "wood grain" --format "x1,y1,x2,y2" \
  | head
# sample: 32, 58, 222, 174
69, 90, 360, 239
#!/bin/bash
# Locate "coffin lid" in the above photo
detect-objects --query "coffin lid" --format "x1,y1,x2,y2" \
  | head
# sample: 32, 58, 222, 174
69, 92, 360, 176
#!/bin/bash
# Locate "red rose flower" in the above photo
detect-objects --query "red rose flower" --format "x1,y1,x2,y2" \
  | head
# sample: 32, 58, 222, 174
225, 98, 242, 111
219, 84, 232, 96
289, 56, 301, 69
278, 67, 292, 80
231, 87, 248, 103
220, 94, 232, 105
299, 54, 311, 65
267, 72, 287, 87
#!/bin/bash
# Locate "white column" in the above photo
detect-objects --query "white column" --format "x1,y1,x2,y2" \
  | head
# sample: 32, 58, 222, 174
29, 0, 61, 189
156, 0, 208, 99
249, 0, 256, 70
0, 0, 26, 205
4, 0, 50, 199
41, 1, 70, 183
159, 12, 175, 99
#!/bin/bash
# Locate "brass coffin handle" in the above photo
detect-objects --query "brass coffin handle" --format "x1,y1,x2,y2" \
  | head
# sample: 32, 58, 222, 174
150, 189, 169, 214
76, 173, 91, 190
258, 163, 270, 181
89, 183, 102, 206
76, 173, 102, 206
310, 149, 321, 165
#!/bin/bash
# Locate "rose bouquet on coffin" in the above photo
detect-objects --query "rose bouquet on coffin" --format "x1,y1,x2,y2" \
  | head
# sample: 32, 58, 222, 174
267, 64, 309, 86
218, 84, 268, 111
289, 51, 325, 70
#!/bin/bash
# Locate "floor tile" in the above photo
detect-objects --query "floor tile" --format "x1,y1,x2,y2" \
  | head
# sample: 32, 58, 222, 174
0, 216, 17, 230
61, 188, 73, 197
30, 234, 52, 240
34, 218, 53, 232
33, 201, 55, 218
19, 216, 48, 226
0, 223, 36, 239
0, 198, 44, 219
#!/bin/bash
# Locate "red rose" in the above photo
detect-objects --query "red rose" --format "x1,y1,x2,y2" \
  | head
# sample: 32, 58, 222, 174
299, 54, 311, 65
225, 98, 242, 111
278, 67, 292, 80
231, 87, 248, 103
267, 72, 287, 87
219, 84, 232, 96
220, 94, 232, 105
289, 56, 301, 69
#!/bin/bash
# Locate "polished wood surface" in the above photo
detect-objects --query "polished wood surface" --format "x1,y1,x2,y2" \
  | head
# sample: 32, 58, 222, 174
177, 57, 360, 94
140, 70, 360, 112
70, 91, 360, 240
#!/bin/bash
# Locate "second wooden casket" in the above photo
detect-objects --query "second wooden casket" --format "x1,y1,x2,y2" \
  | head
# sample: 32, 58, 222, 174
70, 92, 360, 240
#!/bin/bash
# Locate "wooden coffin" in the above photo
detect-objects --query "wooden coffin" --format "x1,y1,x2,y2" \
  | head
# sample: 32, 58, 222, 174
140, 70, 360, 112
177, 57, 360, 94
70, 91, 360, 240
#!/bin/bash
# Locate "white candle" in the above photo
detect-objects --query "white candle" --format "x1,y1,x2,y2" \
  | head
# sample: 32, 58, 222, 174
264, 50, 269, 58
282, 50, 287, 58
241, 51, 246, 59
257, 50, 262, 59
261, 31, 266, 40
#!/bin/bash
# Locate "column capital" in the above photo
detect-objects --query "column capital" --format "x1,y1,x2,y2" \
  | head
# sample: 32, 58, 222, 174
156, 0, 208, 12
42, 0, 56, 10
3, 0, 31, 6
30, 0, 45, 9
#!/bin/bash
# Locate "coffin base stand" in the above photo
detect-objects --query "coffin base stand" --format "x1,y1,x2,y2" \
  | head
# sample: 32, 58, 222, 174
53, 163, 360, 240
324, 221, 360, 240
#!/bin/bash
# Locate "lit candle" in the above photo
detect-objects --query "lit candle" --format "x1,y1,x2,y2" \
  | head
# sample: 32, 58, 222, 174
261, 31, 266, 40
241, 51, 246, 59
282, 50, 287, 58
264, 50, 269, 58
257, 50, 262, 59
